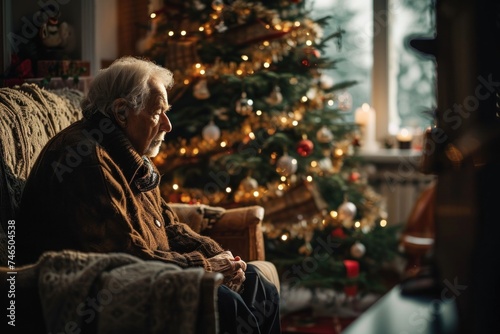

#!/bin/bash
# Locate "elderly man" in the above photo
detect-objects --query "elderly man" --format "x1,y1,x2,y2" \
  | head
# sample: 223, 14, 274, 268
17, 57, 280, 333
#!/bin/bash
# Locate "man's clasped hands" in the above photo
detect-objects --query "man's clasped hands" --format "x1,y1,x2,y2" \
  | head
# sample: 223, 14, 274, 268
207, 251, 247, 293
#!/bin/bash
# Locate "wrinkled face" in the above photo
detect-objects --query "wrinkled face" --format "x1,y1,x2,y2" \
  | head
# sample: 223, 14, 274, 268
122, 78, 172, 157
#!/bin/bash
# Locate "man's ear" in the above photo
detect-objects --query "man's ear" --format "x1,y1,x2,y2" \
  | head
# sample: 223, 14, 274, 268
111, 98, 130, 128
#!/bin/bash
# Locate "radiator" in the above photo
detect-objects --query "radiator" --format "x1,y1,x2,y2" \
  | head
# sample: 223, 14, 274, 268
363, 152, 436, 225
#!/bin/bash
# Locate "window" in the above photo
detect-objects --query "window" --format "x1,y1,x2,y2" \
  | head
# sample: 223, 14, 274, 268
311, 0, 436, 145
389, 0, 436, 134
310, 0, 373, 124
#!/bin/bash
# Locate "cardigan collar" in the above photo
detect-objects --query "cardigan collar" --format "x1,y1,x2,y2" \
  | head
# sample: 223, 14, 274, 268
87, 112, 160, 192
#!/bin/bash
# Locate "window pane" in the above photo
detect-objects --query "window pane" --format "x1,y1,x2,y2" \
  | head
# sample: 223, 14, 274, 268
389, 0, 436, 134
310, 0, 373, 119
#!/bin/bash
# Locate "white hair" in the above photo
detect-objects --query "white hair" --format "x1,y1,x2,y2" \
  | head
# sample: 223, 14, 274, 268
81, 56, 174, 118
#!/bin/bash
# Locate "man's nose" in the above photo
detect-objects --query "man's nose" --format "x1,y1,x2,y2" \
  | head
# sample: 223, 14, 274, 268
160, 113, 172, 133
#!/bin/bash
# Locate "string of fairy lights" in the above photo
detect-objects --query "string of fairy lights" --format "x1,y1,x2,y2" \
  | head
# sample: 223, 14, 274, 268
145, 0, 323, 79
145, 0, 389, 242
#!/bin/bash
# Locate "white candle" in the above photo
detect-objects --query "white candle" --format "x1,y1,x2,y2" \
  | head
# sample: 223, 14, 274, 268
396, 128, 413, 149
355, 103, 369, 125
396, 128, 412, 142
355, 103, 377, 151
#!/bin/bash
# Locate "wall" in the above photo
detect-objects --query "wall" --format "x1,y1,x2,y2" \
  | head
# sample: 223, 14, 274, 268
94, 0, 118, 70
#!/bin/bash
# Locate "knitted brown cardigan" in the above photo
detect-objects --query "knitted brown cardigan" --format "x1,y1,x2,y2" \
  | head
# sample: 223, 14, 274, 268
17, 112, 224, 267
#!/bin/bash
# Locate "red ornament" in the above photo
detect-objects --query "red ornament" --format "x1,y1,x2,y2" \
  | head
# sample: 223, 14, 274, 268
300, 47, 320, 67
343, 260, 360, 297
344, 285, 358, 297
297, 139, 314, 157
331, 227, 346, 239
348, 171, 361, 182
344, 260, 360, 278
352, 135, 361, 147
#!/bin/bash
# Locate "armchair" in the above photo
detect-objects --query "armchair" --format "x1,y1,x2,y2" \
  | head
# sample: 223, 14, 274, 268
0, 84, 279, 333
168, 203, 280, 291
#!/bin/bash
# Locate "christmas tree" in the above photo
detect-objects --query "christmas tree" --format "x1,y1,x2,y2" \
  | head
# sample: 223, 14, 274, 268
140, 0, 402, 296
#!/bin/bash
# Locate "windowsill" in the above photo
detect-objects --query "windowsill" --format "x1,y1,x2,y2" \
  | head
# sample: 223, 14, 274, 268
356, 147, 423, 165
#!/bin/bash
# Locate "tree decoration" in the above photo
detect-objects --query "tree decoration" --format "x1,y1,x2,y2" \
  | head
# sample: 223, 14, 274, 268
348, 171, 361, 183
193, 78, 210, 100
318, 156, 333, 172
297, 138, 314, 157
316, 126, 334, 143
266, 85, 283, 106
338, 201, 357, 228
211, 0, 224, 11
276, 153, 297, 176
202, 120, 221, 142
214, 20, 228, 33
235, 92, 253, 115
298, 242, 313, 256
239, 175, 259, 192
350, 241, 366, 258
331, 227, 346, 239
343, 260, 360, 297
300, 46, 321, 68
193, 0, 206, 10
319, 73, 334, 90
337, 90, 353, 111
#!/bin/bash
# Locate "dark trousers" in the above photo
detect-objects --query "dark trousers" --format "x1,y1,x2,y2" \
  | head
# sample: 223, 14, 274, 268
218, 264, 281, 334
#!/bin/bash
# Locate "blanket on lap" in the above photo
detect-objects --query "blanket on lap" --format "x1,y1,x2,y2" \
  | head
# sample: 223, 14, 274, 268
37, 250, 205, 334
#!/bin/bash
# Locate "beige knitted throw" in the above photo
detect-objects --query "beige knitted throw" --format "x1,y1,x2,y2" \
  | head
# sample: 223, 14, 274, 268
0, 84, 83, 264
37, 250, 205, 334
0, 84, 82, 214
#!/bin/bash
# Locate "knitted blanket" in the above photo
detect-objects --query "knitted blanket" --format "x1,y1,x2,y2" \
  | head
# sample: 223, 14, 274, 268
0, 84, 83, 264
37, 250, 205, 334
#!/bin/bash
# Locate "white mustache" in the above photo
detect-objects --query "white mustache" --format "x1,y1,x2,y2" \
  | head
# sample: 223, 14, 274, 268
154, 133, 166, 143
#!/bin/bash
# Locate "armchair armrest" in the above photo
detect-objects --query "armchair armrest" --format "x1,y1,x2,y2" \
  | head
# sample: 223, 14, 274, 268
209, 206, 266, 261
249, 260, 280, 294
167, 203, 225, 233
168, 203, 266, 261
210, 206, 264, 231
